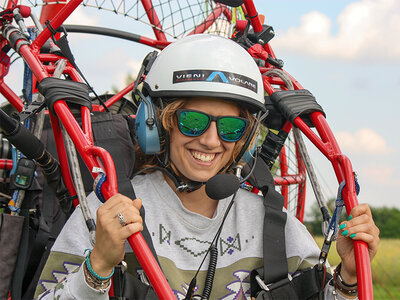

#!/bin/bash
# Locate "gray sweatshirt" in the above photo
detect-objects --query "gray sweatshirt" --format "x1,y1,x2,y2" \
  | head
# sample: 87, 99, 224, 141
35, 171, 352, 299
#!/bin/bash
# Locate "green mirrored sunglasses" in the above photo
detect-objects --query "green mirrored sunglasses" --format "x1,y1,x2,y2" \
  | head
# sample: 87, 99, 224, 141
175, 109, 249, 142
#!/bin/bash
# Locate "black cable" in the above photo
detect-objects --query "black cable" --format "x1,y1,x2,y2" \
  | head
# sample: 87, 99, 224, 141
201, 244, 218, 299
48, 23, 109, 112
185, 192, 237, 300
61, 25, 142, 44
239, 147, 260, 184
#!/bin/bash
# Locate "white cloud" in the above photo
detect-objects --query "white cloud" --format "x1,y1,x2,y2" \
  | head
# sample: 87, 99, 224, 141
272, 0, 400, 61
82, 48, 142, 92
359, 164, 400, 186
65, 7, 99, 26
335, 128, 394, 155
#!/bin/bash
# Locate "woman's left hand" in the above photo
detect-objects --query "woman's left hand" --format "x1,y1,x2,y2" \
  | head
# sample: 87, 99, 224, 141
336, 203, 380, 284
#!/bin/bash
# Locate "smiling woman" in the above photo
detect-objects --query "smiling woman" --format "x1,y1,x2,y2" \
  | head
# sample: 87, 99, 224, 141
33, 33, 380, 300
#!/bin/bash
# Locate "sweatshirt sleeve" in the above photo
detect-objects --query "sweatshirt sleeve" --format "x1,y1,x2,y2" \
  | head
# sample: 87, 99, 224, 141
34, 193, 105, 299
35, 260, 110, 300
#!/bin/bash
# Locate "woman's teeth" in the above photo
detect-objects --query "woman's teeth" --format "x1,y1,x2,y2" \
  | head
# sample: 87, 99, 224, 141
191, 151, 215, 162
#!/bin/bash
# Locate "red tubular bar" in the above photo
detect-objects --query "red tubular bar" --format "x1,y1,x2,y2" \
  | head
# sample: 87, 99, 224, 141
138, 36, 170, 49
141, 0, 168, 42
242, 0, 276, 58
100, 81, 136, 112
295, 141, 306, 222
188, 4, 224, 35
221, 4, 232, 22
0, 159, 13, 170
81, 106, 93, 143
31, 0, 83, 53
274, 175, 305, 186
39, 0, 68, 25
48, 112, 79, 205
0, 80, 24, 112
292, 118, 334, 160
242, 0, 262, 32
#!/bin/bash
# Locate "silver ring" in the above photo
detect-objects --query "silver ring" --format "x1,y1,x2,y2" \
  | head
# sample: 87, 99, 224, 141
117, 212, 127, 227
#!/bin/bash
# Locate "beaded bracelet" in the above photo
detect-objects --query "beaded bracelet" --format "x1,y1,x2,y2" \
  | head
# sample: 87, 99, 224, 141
83, 262, 110, 293
333, 263, 358, 297
84, 249, 115, 281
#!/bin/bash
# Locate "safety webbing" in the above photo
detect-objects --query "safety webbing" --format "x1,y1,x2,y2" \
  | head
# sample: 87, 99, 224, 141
244, 157, 288, 284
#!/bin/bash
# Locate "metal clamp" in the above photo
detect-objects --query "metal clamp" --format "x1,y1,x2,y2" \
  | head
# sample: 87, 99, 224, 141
255, 273, 294, 292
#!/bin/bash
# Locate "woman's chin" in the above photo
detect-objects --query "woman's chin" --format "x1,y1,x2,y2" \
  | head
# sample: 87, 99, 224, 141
185, 172, 216, 183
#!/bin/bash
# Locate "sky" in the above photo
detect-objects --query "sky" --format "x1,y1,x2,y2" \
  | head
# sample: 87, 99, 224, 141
1, 0, 399, 213
253, 0, 400, 213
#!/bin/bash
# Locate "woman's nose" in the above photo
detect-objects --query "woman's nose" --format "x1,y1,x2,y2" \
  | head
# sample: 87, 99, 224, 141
199, 121, 221, 148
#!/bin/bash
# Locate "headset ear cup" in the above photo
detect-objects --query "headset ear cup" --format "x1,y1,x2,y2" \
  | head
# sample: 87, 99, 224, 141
135, 96, 161, 154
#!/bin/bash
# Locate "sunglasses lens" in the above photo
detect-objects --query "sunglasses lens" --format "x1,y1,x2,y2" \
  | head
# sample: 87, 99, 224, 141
218, 117, 247, 142
179, 111, 209, 136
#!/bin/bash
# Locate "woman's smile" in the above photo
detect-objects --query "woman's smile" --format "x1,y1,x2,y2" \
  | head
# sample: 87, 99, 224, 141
190, 150, 217, 163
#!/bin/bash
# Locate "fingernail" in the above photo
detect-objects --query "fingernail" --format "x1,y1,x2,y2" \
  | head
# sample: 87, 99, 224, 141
342, 230, 349, 236
348, 215, 353, 221
339, 223, 346, 230
350, 233, 356, 238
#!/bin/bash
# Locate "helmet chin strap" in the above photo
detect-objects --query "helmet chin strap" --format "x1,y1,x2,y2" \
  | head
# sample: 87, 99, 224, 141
130, 164, 204, 192
165, 165, 205, 193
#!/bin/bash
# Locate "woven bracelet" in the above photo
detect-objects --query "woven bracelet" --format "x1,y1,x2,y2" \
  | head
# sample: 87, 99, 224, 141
84, 249, 114, 281
334, 263, 358, 296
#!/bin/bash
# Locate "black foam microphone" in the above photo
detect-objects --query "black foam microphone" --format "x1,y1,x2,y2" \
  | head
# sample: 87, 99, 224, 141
205, 174, 240, 200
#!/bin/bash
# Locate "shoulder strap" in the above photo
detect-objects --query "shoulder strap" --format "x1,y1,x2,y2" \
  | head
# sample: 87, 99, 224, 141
246, 159, 331, 300
244, 157, 288, 284
91, 112, 158, 261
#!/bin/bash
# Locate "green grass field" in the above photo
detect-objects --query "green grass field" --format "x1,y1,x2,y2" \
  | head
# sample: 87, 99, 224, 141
314, 237, 400, 300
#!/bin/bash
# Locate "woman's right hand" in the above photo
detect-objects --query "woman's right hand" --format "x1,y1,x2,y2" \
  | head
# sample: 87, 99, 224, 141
90, 193, 143, 277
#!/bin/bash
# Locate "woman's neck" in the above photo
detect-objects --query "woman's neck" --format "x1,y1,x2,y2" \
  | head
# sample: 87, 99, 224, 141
163, 173, 218, 218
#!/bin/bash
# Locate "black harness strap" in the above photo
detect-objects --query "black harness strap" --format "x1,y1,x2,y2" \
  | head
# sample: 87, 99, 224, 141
22, 122, 69, 299
269, 89, 325, 127
0, 213, 24, 299
10, 195, 35, 300
245, 158, 331, 299
37, 77, 92, 115
245, 157, 288, 284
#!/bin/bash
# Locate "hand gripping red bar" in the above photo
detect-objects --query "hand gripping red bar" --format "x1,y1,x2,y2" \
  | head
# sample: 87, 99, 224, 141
52, 97, 176, 300
294, 112, 373, 299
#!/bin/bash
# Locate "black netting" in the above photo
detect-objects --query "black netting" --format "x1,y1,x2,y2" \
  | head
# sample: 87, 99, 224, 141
1, 0, 247, 39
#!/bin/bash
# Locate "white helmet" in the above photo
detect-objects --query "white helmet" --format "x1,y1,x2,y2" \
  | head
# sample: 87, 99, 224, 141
143, 34, 265, 113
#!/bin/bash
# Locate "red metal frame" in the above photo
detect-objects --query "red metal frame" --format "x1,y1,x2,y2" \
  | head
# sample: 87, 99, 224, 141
295, 138, 306, 222
0, 0, 372, 298
0, 159, 13, 170
247, 6, 372, 299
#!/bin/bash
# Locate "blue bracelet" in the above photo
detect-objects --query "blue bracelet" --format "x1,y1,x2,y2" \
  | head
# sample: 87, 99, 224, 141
84, 249, 114, 281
